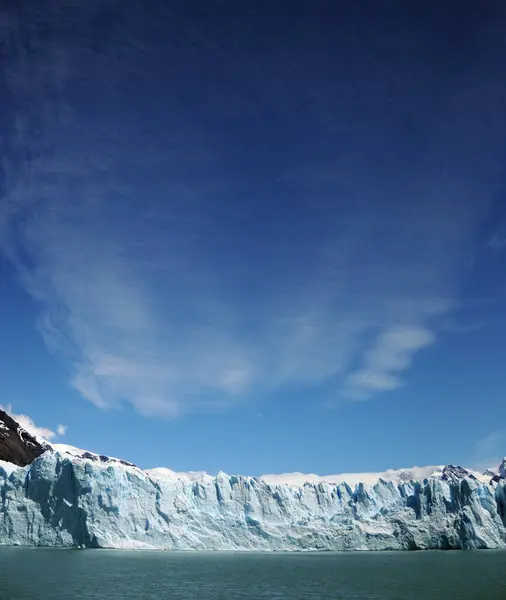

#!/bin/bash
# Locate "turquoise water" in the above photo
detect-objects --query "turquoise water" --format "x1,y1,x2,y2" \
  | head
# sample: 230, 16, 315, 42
0, 548, 505, 599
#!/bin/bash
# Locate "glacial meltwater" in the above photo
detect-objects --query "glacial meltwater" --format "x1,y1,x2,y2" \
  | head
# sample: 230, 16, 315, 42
0, 548, 505, 599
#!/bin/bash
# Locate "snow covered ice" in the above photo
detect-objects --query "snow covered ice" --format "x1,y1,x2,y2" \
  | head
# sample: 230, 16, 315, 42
1, 443, 506, 551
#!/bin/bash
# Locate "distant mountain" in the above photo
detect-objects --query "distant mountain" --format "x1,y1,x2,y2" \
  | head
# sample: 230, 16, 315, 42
0, 408, 50, 466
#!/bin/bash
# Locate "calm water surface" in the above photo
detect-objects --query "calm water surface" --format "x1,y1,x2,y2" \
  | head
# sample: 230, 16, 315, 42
0, 548, 505, 599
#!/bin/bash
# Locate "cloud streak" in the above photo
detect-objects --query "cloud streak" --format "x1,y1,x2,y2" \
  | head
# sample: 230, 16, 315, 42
344, 326, 435, 399
0, 1, 503, 418
488, 236, 506, 250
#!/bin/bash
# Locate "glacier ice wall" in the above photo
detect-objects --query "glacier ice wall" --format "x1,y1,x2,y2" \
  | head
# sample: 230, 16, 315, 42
1, 451, 506, 550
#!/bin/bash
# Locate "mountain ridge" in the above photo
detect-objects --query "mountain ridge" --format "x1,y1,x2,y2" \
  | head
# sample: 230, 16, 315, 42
0, 408, 50, 467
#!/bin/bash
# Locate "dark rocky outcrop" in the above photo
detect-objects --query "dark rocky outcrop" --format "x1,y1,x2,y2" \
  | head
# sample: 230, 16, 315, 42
0, 408, 50, 466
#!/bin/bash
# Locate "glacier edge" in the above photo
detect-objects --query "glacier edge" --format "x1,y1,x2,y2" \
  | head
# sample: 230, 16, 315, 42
1, 450, 506, 551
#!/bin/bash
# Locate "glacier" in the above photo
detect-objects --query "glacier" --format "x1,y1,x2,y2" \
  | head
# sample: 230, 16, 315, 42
1, 444, 506, 551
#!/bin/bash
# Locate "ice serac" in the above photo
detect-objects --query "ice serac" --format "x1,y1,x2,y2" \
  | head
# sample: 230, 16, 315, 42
1, 445, 506, 550
0, 409, 50, 467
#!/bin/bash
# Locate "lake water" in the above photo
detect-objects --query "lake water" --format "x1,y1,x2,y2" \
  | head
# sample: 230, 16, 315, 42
0, 548, 505, 599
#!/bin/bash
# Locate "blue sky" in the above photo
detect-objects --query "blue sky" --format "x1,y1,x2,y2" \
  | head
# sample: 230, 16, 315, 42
1, 1, 506, 475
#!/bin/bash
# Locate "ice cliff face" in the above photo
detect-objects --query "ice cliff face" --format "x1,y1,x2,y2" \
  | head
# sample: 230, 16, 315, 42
1, 412, 506, 551
1, 444, 506, 551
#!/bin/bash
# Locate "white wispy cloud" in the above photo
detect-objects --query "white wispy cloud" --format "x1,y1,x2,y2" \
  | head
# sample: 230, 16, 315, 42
0, 156, 477, 417
0, 405, 67, 442
0, 1, 501, 419
343, 326, 435, 399
488, 235, 506, 250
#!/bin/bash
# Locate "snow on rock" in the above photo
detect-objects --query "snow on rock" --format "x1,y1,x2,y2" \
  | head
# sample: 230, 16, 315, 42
0, 459, 21, 478
1, 448, 506, 551
499, 458, 506, 479
50, 444, 138, 469
0, 408, 50, 467
147, 467, 213, 485
260, 466, 444, 488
